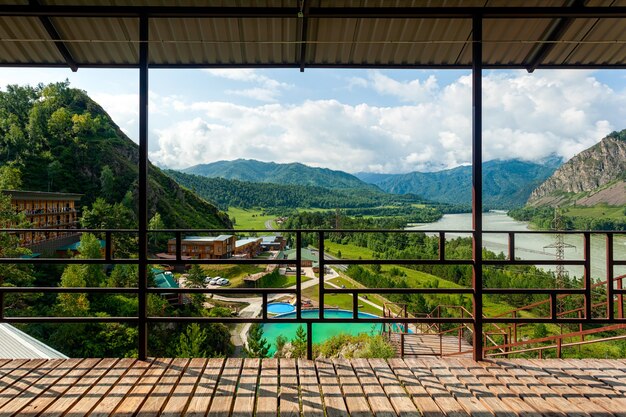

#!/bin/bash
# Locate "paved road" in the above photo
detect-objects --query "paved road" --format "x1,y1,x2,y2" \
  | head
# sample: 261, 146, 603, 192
264, 219, 274, 230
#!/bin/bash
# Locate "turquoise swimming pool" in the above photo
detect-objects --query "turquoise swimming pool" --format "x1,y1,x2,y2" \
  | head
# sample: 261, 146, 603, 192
266, 302, 296, 314
261, 309, 382, 355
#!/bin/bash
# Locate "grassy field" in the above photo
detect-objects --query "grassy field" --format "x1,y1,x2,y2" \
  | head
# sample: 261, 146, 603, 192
226, 207, 276, 230
200, 264, 265, 287
563, 205, 626, 219
302, 284, 382, 316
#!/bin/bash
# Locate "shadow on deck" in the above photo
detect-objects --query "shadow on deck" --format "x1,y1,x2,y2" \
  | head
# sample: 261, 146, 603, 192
1, 357, 625, 416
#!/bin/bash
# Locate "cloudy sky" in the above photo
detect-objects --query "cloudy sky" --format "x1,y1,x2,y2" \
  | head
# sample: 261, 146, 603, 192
1, 67, 625, 174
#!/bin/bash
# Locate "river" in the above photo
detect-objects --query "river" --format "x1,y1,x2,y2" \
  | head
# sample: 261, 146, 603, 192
408, 211, 626, 280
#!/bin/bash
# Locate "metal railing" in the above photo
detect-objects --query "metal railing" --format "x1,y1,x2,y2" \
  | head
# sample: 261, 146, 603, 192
0, 227, 625, 360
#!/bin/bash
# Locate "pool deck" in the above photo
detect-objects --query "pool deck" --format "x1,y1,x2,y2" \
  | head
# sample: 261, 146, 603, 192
1, 357, 626, 416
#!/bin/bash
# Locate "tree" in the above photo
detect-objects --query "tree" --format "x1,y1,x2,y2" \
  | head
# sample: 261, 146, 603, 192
99, 165, 116, 203
291, 325, 308, 358
148, 212, 165, 249
76, 233, 106, 287
0, 164, 22, 190
246, 324, 270, 358
176, 323, 208, 358
47, 160, 61, 191
55, 264, 90, 317
186, 264, 205, 288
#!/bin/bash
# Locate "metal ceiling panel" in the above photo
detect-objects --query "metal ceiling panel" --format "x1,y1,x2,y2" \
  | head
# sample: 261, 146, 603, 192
481, 18, 554, 66
0, 16, 62, 64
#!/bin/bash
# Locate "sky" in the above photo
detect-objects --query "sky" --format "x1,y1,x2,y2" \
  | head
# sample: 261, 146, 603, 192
1, 67, 626, 174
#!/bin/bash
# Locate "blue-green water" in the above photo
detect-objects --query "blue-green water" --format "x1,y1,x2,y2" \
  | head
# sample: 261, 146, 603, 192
261, 309, 381, 355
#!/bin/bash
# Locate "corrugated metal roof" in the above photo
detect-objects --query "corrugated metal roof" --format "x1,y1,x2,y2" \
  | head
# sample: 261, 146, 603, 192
0, 323, 68, 359
0, 2, 624, 69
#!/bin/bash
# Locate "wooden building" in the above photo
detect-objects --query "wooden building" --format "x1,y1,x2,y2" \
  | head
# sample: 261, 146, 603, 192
2, 190, 81, 247
234, 237, 263, 259
167, 235, 235, 259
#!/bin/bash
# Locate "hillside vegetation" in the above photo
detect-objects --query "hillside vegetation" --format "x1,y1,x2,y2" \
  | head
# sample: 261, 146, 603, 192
182, 158, 379, 191
0, 82, 230, 229
357, 159, 560, 209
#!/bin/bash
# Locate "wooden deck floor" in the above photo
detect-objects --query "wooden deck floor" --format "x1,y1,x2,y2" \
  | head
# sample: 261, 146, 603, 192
1, 358, 625, 416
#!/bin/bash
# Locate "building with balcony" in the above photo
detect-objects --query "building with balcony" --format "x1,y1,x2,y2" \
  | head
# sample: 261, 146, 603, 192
260, 234, 286, 251
2, 190, 82, 248
167, 235, 235, 259
234, 237, 263, 259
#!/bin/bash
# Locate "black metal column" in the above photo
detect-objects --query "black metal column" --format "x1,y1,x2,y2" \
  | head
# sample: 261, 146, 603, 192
138, 15, 149, 360
471, 15, 484, 361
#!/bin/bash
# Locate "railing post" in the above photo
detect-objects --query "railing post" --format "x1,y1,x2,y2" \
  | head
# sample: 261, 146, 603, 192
556, 338, 562, 358
508, 232, 515, 261
439, 232, 446, 261
583, 232, 592, 320
318, 231, 324, 319
175, 231, 182, 262
550, 293, 557, 320
471, 13, 484, 361
606, 234, 614, 320
262, 293, 268, 320
105, 231, 112, 261
307, 322, 313, 360
352, 291, 358, 320
296, 231, 302, 320
137, 14, 149, 360
400, 333, 405, 358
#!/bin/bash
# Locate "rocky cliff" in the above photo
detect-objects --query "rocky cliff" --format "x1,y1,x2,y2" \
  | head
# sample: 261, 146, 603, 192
528, 130, 626, 207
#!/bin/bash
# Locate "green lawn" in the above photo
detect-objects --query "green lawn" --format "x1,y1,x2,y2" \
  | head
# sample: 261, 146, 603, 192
563, 205, 626, 220
302, 284, 383, 316
226, 207, 276, 230
200, 264, 265, 287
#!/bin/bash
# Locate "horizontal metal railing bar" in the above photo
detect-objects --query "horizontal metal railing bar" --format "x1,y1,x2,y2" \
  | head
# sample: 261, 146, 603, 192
0, 259, 140, 265
323, 259, 474, 265
2, 316, 474, 324
144, 287, 298, 294
482, 288, 586, 295
483, 260, 585, 266
0, 287, 139, 293
323, 288, 473, 294
4, 227, 625, 235
484, 318, 626, 324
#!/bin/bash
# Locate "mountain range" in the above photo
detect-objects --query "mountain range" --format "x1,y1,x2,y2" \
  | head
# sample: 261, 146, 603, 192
182, 158, 561, 209
182, 159, 378, 191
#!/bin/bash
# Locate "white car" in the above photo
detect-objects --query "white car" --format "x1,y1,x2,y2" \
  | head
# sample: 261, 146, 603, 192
209, 277, 220, 285
216, 278, 230, 286
204, 276, 212, 283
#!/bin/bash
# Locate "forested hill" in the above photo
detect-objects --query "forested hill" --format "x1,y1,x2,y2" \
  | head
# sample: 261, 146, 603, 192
166, 170, 429, 210
181, 158, 380, 191
0, 82, 230, 229
356, 159, 561, 209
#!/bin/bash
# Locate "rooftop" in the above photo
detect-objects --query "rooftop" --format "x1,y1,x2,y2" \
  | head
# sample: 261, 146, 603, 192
1, 190, 82, 201
0, 324, 68, 359
181, 235, 233, 243
235, 237, 262, 248
0, 3, 625, 70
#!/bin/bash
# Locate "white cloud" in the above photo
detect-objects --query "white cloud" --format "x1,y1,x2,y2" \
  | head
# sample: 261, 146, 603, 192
204, 69, 291, 102
148, 70, 626, 173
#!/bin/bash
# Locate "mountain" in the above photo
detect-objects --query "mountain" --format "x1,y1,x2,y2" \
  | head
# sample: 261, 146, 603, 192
0, 82, 230, 229
182, 159, 379, 191
165, 171, 443, 221
528, 130, 626, 207
356, 159, 561, 209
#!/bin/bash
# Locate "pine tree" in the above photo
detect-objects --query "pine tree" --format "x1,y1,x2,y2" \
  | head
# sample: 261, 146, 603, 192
176, 323, 208, 357
291, 325, 308, 358
246, 323, 270, 358
187, 264, 205, 288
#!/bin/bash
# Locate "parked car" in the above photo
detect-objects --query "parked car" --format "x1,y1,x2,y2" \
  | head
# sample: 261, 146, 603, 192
209, 277, 220, 285
216, 278, 230, 286
204, 276, 212, 283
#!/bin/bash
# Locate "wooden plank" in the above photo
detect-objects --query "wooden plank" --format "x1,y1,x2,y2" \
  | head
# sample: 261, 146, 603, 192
207, 357, 242, 417
232, 358, 260, 417
419, 358, 495, 417
448, 358, 537, 417
333, 357, 373, 417
368, 358, 419, 417
257, 358, 278, 417
525, 359, 623, 417
387, 358, 445, 417
136, 358, 189, 416
0, 359, 36, 394
298, 359, 324, 417
87, 358, 153, 417
316, 359, 349, 417
0, 359, 62, 410
160, 358, 207, 417
498, 360, 590, 417
185, 358, 224, 417
63, 357, 136, 417
111, 358, 172, 417
15, 358, 100, 416
279, 358, 300, 417
405, 358, 470, 417
39, 358, 119, 417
